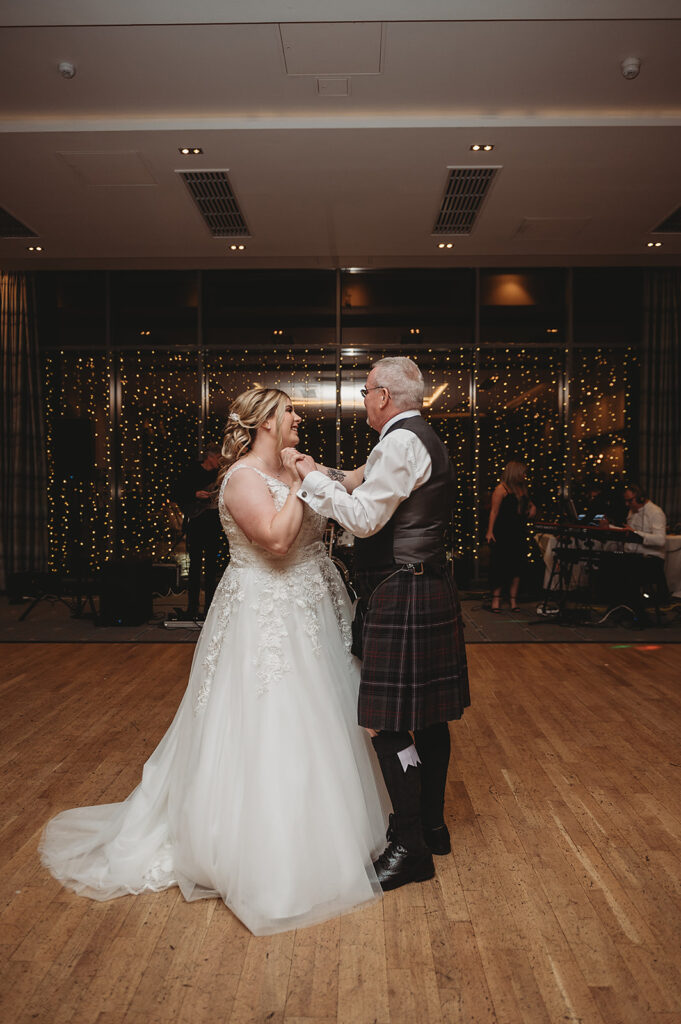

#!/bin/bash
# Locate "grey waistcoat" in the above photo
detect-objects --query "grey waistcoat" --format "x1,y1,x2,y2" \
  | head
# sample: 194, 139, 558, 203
353, 416, 454, 570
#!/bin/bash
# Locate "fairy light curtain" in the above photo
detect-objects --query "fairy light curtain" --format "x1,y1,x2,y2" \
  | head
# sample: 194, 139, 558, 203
0, 272, 48, 588
206, 347, 336, 465
641, 270, 681, 524
43, 352, 113, 574
478, 347, 565, 516
571, 347, 637, 502
35, 268, 646, 572
117, 350, 200, 561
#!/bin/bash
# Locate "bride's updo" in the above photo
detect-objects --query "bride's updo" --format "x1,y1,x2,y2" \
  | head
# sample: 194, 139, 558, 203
220, 386, 290, 475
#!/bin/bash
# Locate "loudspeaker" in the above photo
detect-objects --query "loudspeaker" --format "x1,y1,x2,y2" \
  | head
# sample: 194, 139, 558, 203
54, 417, 95, 480
99, 560, 153, 626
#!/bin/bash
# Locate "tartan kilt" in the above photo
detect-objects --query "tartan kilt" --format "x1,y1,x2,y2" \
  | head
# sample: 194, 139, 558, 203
354, 567, 470, 731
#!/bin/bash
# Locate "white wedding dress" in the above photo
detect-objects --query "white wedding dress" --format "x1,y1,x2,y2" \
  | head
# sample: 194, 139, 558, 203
41, 464, 390, 935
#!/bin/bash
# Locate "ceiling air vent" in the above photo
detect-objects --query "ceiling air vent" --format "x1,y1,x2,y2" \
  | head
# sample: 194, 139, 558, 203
433, 167, 500, 236
178, 170, 250, 237
0, 205, 37, 238
653, 204, 681, 233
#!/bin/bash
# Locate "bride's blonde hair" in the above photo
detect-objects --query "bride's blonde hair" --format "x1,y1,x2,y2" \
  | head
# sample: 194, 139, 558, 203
220, 386, 290, 479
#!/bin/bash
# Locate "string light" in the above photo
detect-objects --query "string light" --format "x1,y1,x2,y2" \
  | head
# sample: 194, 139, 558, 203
44, 351, 114, 572
571, 346, 635, 487
42, 276, 638, 572
117, 351, 199, 559
479, 346, 568, 532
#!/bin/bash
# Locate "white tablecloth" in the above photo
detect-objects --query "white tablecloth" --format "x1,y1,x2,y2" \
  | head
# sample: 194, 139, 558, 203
536, 533, 681, 596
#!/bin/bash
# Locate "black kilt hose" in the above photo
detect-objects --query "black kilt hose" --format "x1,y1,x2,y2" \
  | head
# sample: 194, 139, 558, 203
353, 566, 470, 732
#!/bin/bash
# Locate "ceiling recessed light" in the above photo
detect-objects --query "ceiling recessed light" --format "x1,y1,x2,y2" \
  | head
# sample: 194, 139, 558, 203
446, 242, 453, 249
470, 144, 494, 152
26, 245, 43, 252
179, 146, 203, 155
229, 243, 246, 251
647, 241, 663, 247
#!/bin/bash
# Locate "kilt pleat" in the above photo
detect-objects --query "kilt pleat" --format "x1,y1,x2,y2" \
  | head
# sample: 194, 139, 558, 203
355, 568, 470, 731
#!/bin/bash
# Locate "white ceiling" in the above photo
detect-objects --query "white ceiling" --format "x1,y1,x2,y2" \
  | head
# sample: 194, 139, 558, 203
1, 0, 680, 270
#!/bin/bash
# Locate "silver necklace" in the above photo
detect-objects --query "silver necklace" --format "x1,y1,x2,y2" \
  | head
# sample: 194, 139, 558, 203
251, 452, 284, 479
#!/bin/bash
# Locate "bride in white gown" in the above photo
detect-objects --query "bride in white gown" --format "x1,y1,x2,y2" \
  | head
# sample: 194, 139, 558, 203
41, 387, 390, 935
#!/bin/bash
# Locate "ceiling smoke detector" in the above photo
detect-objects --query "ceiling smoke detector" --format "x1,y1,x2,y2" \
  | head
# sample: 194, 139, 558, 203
58, 61, 76, 79
621, 56, 641, 80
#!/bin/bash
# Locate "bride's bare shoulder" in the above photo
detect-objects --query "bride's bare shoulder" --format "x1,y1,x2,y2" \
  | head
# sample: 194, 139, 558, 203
222, 462, 271, 507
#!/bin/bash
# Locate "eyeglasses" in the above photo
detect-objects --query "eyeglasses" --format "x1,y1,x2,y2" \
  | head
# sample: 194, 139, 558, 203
360, 384, 389, 398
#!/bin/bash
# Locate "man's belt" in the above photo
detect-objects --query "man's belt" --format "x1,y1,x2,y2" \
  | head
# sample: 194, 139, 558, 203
355, 559, 448, 577
397, 560, 448, 576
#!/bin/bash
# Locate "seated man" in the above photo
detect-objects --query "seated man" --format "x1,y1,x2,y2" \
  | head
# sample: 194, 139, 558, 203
609, 484, 668, 624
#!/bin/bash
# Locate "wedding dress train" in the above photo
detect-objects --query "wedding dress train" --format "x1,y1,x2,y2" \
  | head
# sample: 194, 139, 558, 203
41, 464, 390, 935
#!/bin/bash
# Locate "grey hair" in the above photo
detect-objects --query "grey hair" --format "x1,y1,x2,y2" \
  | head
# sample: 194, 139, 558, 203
371, 356, 424, 411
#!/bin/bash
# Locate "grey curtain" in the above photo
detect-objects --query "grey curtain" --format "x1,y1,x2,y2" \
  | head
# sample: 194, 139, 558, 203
0, 272, 48, 589
640, 270, 681, 527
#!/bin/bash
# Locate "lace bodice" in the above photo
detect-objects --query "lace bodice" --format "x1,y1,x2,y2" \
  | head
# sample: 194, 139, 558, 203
218, 463, 327, 566
195, 463, 352, 712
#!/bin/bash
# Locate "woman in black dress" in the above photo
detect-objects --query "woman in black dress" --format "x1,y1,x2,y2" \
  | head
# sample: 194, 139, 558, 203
485, 461, 536, 611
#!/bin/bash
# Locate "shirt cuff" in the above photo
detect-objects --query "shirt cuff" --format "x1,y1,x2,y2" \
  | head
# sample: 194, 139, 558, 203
297, 470, 329, 513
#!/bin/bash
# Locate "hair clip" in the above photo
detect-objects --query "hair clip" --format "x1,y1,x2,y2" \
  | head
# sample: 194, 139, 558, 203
229, 412, 240, 422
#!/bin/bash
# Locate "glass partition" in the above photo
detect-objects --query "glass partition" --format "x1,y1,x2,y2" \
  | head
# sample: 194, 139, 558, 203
206, 347, 338, 465
111, 271, 199, 348
43, 351, 113, 572
35, 267, 644, 575
117, 350, 200, 558
477, 346, 565, 522
480, 269, 565, 345
570, 346, 637, 519
37, 272, 107, 349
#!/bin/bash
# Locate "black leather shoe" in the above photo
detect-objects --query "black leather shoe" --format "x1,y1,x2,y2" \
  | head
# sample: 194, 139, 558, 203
373, 842, 435, 891
424, 824, 451, 855
386, 814, 452, 856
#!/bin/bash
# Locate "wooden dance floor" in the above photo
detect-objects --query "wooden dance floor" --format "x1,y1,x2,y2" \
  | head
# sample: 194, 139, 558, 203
1, 642, 680, 1024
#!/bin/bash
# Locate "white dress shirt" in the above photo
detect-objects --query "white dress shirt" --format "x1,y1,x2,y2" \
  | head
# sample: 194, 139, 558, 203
625, 499, 667, 559
298, 411, 432, 538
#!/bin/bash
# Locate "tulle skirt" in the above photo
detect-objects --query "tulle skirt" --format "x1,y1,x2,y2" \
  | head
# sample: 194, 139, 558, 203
40, 561, 390, 935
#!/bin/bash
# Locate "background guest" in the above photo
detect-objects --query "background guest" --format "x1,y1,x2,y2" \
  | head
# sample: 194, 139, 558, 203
599, 484, 668, 626
582, 479, 611, 523
486, 461, 537, 612
622, 484, 668, 620
172, 442, 222, 620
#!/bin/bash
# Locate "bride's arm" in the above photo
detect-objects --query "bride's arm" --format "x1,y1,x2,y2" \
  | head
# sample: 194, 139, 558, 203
279, 448, 365, 493
309, 463, 366, 493
222, 469, 304, 555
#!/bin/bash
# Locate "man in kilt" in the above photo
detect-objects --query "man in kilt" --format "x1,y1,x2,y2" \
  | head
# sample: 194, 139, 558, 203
295, 357, 470, 891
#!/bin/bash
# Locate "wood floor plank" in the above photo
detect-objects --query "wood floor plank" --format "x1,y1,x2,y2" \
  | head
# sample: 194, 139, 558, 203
1, 641, 680, 1024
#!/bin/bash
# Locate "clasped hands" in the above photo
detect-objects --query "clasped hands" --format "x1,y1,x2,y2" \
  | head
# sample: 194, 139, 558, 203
280, 448, 317, 482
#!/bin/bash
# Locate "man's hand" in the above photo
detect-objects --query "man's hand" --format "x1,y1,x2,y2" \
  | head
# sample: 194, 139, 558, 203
295, 454, 317, 480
